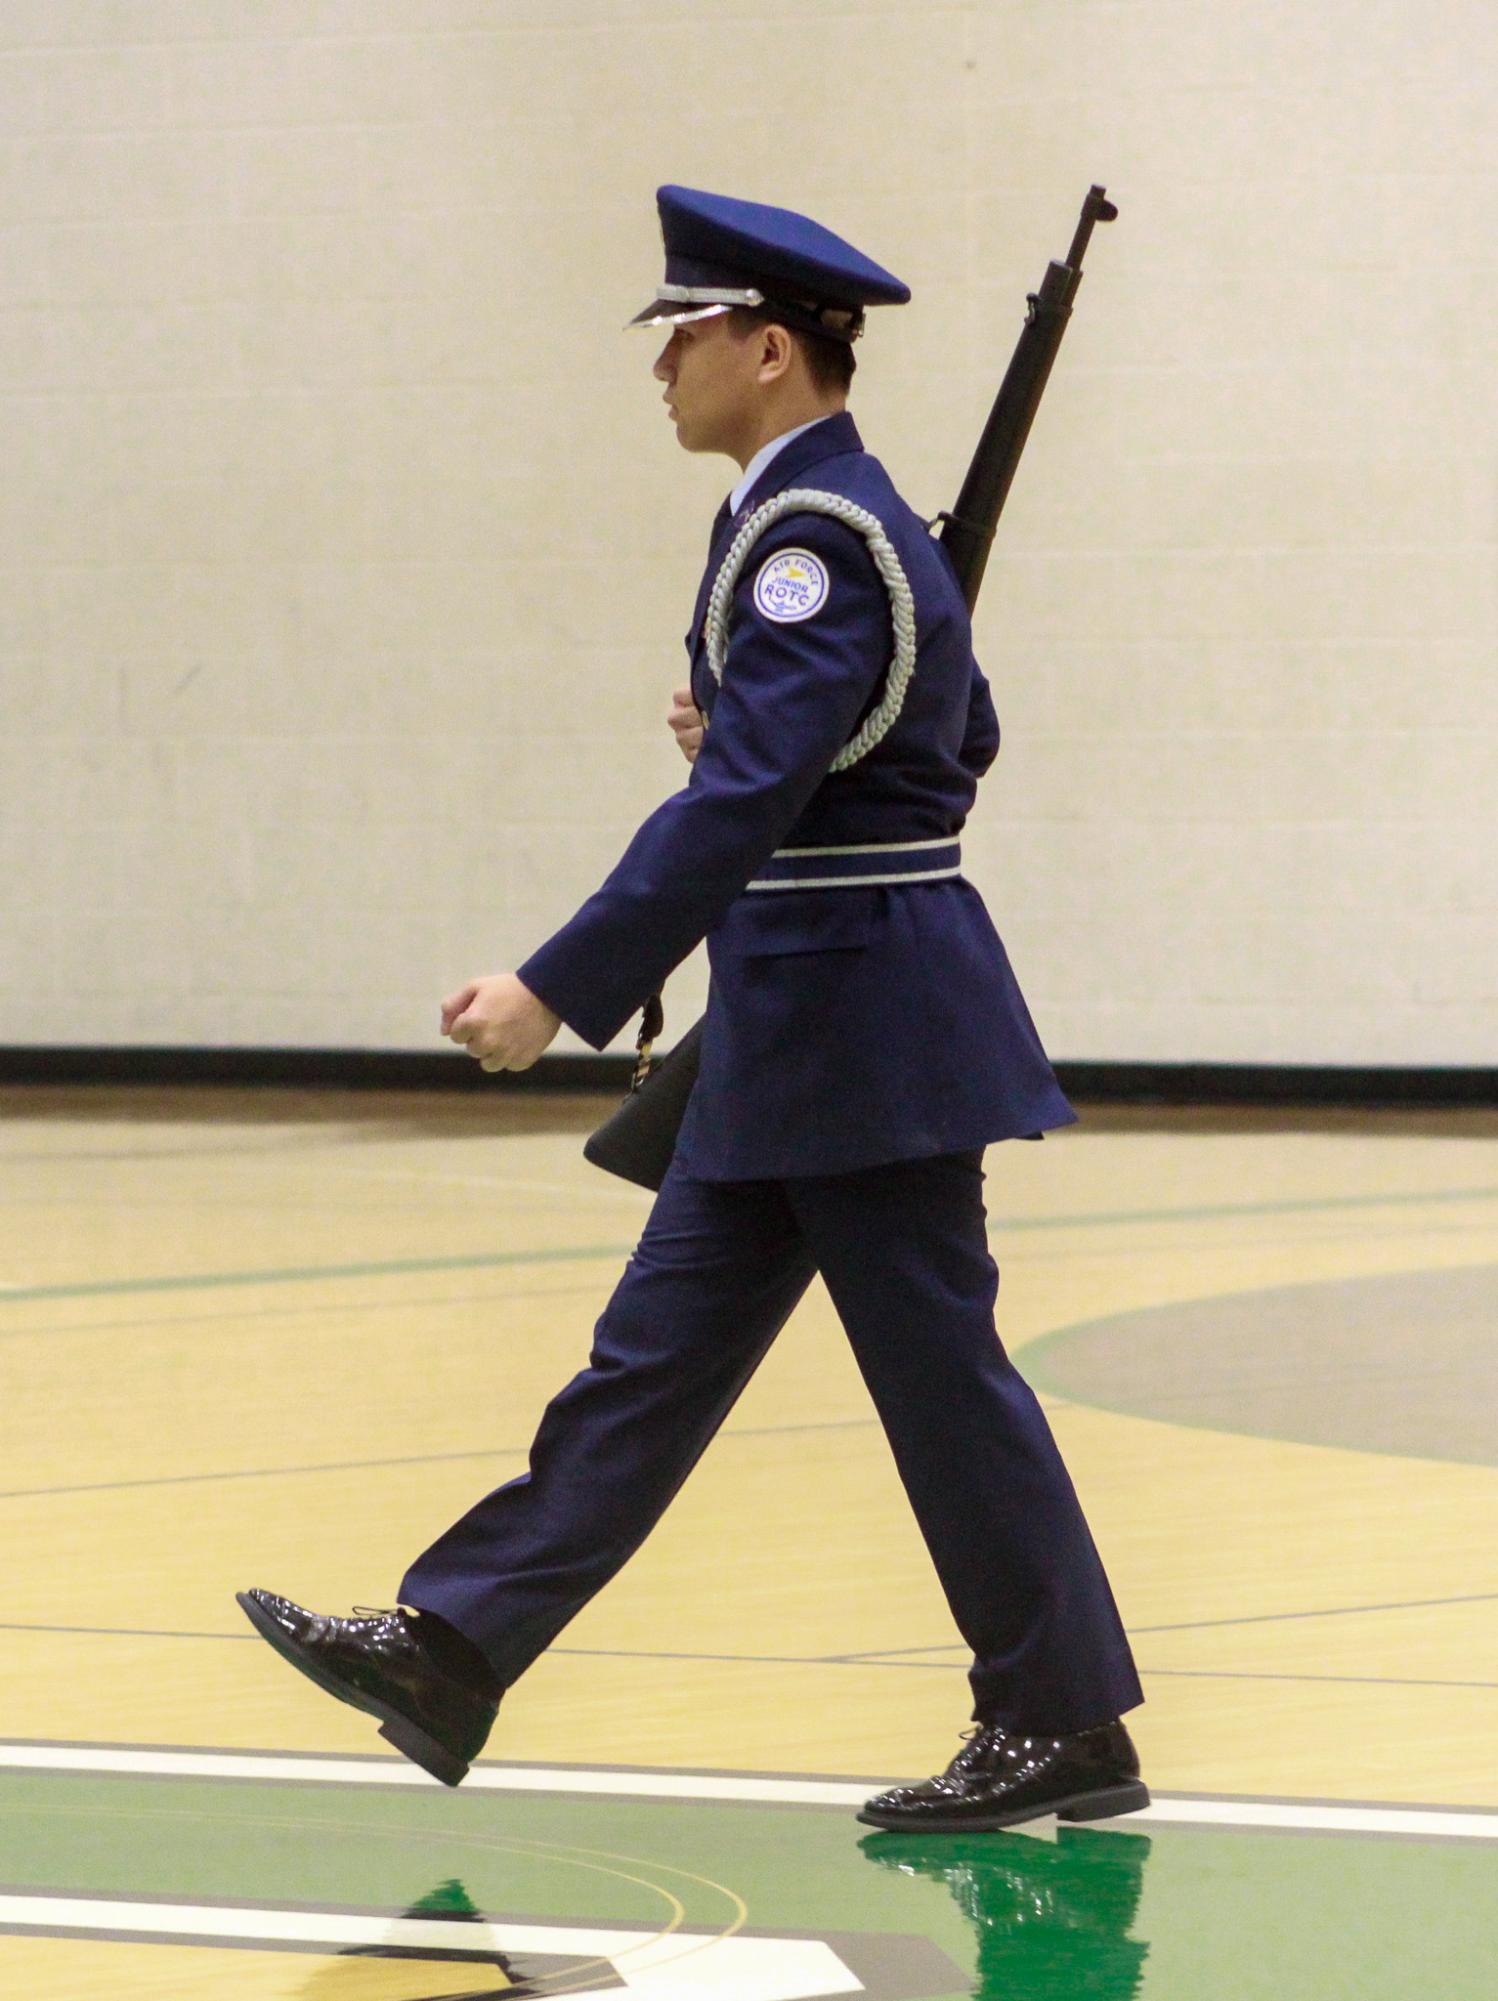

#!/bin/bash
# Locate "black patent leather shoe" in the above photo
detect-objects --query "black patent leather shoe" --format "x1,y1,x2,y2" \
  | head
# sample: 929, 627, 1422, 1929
858, 1718, 1148, 1832
236, 1589, 499, 1787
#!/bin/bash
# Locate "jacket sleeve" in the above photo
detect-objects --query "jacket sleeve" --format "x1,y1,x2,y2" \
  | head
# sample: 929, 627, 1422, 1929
517, 514, 888, 1049
959, 658, 1001, 777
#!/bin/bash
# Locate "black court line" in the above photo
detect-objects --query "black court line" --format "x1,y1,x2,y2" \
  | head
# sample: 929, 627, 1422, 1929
0, 1624, 867, 1668
2, 1623, 268, 1643
0, 1280, 616, 1344
0, 1417, 883, 1503
831, 1589, 1498, 1658
0, 1447, 530, 1502
4, 1622, 1496, 1693
1138, 1667, 1498, 1691
1133, 1589, 1498, 1634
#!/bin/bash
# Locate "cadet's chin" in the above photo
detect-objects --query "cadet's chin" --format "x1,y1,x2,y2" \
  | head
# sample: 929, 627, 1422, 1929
676, 428, 722, 458
665, 409, 709, 454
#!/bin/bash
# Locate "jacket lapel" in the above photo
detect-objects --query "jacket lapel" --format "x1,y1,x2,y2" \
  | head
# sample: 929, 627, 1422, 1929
686, 495, 736, 678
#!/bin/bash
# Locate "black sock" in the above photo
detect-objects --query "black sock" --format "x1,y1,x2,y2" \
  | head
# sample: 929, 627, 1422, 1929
412, 1610, 502, 1697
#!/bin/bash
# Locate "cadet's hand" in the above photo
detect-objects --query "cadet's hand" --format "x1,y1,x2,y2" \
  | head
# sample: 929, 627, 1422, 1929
668, 685, 704, 763
442, 973, 561, 1073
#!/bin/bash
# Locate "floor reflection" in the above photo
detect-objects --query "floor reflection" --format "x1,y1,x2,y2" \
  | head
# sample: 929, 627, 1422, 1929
293, 1879, 557, 1999
860, 1825, 1152, 1999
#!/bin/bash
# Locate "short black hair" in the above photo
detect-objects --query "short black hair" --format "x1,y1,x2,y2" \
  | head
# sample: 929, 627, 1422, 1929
726, 306, 857, 395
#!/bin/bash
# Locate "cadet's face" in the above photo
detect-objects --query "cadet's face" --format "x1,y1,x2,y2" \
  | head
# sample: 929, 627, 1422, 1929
652, 314, 762, 458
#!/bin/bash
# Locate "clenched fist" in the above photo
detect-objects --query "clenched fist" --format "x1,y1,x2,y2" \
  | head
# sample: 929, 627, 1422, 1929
442, 973, 561, 1073
668, 684, 705, 763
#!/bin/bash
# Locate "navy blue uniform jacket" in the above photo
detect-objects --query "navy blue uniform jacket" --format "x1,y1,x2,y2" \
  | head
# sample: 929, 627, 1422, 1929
518, 411, 1076, 1179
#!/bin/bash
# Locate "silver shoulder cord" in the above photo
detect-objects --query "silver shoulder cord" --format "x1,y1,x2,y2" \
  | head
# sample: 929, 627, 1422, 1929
631, 489, 919, 1088
702, 486, 918, 772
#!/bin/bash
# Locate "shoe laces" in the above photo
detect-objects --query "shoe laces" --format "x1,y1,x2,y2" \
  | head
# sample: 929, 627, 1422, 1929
948, 1722, 999, 1771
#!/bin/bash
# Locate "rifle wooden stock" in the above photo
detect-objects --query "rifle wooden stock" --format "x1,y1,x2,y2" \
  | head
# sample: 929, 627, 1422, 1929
584, 185, 1117, 1192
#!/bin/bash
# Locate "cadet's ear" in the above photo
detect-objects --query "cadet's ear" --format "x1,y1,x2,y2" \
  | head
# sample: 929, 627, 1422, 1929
756, 322, 796, 384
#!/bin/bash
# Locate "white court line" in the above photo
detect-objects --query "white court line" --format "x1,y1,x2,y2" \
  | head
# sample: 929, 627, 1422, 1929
0, 1742, 864, 1805
0, 1894, 862, 1999
2, 1742, 1495, 1841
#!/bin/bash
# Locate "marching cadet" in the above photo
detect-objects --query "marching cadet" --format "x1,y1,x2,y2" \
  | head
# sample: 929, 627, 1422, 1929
240, 185, 1148, 1833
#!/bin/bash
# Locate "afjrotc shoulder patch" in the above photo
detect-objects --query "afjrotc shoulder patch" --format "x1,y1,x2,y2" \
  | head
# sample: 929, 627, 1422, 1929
752, 547, 830, 623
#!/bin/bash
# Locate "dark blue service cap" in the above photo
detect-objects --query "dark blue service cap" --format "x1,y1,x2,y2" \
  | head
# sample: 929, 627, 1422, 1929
628, 184, 910, 345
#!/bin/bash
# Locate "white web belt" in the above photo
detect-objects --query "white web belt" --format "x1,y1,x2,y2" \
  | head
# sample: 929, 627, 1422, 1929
746, 835, 961, 892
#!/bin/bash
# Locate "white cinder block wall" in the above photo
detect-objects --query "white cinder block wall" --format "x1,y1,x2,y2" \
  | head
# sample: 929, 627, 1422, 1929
1, 1, 1493, 1063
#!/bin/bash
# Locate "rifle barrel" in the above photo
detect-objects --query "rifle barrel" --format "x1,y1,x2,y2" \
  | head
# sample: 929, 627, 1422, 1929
938, 184, 1117, 612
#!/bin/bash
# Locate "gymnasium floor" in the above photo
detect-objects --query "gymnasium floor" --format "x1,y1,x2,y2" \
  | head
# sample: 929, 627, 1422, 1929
2, 1085, 1495, 1998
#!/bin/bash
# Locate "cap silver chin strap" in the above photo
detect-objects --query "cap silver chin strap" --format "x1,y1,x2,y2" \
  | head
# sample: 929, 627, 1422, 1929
703, 486, 917, 772
658, 283, 766, 306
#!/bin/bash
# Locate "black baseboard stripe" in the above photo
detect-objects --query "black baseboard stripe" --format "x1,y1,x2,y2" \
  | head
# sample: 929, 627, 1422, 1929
1056, 1062, 1495, 1107
0, 1047, 1494, 1107
0, 1047, 630, 1093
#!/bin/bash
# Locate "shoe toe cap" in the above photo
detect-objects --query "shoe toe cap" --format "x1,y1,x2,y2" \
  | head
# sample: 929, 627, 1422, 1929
863, 1779, 946, 1815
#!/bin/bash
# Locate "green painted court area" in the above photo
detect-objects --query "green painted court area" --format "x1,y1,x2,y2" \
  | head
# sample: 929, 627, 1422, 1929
2, 1764, 1495, 1998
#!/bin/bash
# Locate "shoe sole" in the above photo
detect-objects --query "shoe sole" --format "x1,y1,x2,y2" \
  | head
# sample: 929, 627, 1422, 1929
855, 1778, 1150, 1833
234, 1592, 470, 1788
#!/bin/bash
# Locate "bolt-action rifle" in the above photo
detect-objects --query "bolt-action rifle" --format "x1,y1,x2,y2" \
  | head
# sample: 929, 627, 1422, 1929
583, 185, 1118, 1190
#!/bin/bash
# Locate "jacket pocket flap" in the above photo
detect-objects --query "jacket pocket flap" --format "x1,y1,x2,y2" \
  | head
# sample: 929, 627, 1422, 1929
719, 889, 876, 958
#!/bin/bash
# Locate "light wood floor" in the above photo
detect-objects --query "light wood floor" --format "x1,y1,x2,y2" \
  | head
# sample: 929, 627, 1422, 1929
3, 1086, 1496, 1805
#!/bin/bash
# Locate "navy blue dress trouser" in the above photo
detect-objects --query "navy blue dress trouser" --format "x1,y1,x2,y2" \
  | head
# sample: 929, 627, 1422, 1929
400, 1148, 1144, 1734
